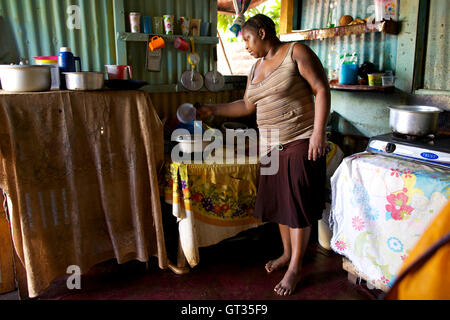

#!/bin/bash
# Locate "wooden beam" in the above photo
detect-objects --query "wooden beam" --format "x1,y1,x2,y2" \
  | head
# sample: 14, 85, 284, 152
395, 0, 423, 93
217, 0, 268, 14
280, 0, 295, 35
113, 0, 127, 65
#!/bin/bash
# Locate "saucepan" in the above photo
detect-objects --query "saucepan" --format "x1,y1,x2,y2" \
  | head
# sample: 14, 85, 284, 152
63, 72, 105, 91
388, 105, 443, 137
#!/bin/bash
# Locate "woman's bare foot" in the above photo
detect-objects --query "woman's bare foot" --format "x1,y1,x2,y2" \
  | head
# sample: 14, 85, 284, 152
274, 269, 301, 296
265, 255, 290, 273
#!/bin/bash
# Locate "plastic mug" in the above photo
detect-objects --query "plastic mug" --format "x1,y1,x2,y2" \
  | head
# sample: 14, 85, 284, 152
105, 65, 132, 80
129, 12, 141, 33
148, 36, 166, 51
163, 15, 174, 35
179, 17, 190, 37
339, 64, 358, 85
152, 16, 163, 34
200, 22, 211, 36
190, 18, 201, 36
174, 37, 190, 51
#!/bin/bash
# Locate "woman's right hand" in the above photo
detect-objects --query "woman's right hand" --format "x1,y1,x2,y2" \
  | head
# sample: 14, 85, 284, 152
196, 105, 214, 119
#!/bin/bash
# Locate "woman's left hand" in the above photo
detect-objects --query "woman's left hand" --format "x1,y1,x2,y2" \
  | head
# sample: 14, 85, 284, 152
308, 130, 327, 161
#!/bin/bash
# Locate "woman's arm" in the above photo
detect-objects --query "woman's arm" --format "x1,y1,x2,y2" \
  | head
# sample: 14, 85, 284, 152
196, 75, 257, 119
292, 43, 331, 161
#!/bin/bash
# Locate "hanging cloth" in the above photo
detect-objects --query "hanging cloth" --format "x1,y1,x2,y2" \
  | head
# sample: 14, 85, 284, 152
229, 0, 252, 37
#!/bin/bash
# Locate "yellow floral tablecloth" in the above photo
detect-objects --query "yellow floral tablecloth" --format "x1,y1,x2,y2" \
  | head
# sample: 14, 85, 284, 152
162, 156, 262, 268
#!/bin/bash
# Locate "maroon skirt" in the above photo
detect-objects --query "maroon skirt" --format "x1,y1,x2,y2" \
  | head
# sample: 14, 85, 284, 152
254, 139, 326, 229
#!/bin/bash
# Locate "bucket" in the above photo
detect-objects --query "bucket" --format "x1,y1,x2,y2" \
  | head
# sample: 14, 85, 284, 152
368, 73, 384, 86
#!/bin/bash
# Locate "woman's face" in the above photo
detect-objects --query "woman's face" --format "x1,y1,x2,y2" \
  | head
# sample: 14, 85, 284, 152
242, 28, 264, 59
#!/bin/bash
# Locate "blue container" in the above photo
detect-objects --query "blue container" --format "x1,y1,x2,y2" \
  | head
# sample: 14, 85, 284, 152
58, 48, 82, 73
143, 16, 152, 34
339, 64, 358, 85
58, 47, 82, 89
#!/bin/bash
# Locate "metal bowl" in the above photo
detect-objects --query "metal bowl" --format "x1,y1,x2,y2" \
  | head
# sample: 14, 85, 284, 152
63, 72, 104, 91
175, 134, 210, 154
0, 65, 51, 92
388, 105, 443, 137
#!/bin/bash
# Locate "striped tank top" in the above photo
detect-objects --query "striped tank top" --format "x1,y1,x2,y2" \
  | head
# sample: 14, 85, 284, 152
246, 42, 315, 149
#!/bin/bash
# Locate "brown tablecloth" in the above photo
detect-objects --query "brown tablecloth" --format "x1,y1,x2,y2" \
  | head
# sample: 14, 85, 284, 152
0, 90, 168, 298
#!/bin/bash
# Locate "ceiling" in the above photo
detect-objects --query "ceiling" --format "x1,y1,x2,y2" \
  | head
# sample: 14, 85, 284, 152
217, 0, 268, 14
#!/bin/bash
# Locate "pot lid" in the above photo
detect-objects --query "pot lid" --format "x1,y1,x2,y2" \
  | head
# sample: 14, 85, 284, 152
388, 105, 443, 113
0, 64, 51, 70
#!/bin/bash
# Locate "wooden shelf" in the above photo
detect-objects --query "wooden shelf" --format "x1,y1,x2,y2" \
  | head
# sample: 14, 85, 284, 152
117, 32, 219, 44
329, 80, 395, 92
280, 20, 399, 42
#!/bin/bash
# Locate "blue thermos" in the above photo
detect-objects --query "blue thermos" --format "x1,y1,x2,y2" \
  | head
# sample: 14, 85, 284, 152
58, 47, 82, 89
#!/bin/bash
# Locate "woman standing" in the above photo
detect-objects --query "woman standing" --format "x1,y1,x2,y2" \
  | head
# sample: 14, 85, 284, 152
197, 14, 330, 296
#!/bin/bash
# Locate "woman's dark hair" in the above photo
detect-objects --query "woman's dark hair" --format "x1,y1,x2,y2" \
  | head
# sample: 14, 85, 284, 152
242, 14, 277, 38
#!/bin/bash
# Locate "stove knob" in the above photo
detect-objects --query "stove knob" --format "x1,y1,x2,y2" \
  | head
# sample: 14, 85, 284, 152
385, 143, 396, 153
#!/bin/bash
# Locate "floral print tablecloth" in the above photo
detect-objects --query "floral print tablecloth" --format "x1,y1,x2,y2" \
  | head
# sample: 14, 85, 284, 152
162, 157, 263, 267
330, 153, 449, 288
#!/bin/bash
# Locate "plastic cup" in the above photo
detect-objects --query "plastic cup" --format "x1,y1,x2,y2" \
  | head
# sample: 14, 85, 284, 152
190, 19, 201, 36
179, 17, 190, 37
177, 103, 197, 124
152, 16, 163, 34
143, 16, 152, 34
129, 12, 141, 33
163, 15, 174, 35
382, 75, 395, 86
200, 22, 211, 36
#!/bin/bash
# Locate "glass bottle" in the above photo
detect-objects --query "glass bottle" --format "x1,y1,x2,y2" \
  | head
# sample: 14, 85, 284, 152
327, 1, 337, 28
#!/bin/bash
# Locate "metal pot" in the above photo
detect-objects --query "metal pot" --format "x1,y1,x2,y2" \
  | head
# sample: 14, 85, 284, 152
175, 134, 210, 154
0, 65, 51, 92
388, 105, 443, 137
63, 72, 104, 91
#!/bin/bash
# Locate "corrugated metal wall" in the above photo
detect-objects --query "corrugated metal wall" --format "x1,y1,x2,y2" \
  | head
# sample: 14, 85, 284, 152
0, 0, 116, 71
300, 0, 398, 74
423, 0, 449, 91
124, 0, 215, 85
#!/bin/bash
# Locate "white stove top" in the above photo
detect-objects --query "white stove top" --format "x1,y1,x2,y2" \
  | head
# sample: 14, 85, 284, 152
367, 134, 450, 169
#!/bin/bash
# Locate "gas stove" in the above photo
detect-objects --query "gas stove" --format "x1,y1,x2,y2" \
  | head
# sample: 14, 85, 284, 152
366, 133, 450, 169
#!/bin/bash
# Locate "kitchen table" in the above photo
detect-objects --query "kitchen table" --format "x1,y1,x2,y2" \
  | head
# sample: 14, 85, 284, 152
0, 90, 168, 298
162, 152, 263, 272
162, 142, 343, 273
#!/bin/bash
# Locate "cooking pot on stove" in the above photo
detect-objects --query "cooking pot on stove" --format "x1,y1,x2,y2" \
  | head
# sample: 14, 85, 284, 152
388, 105, 443, 137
